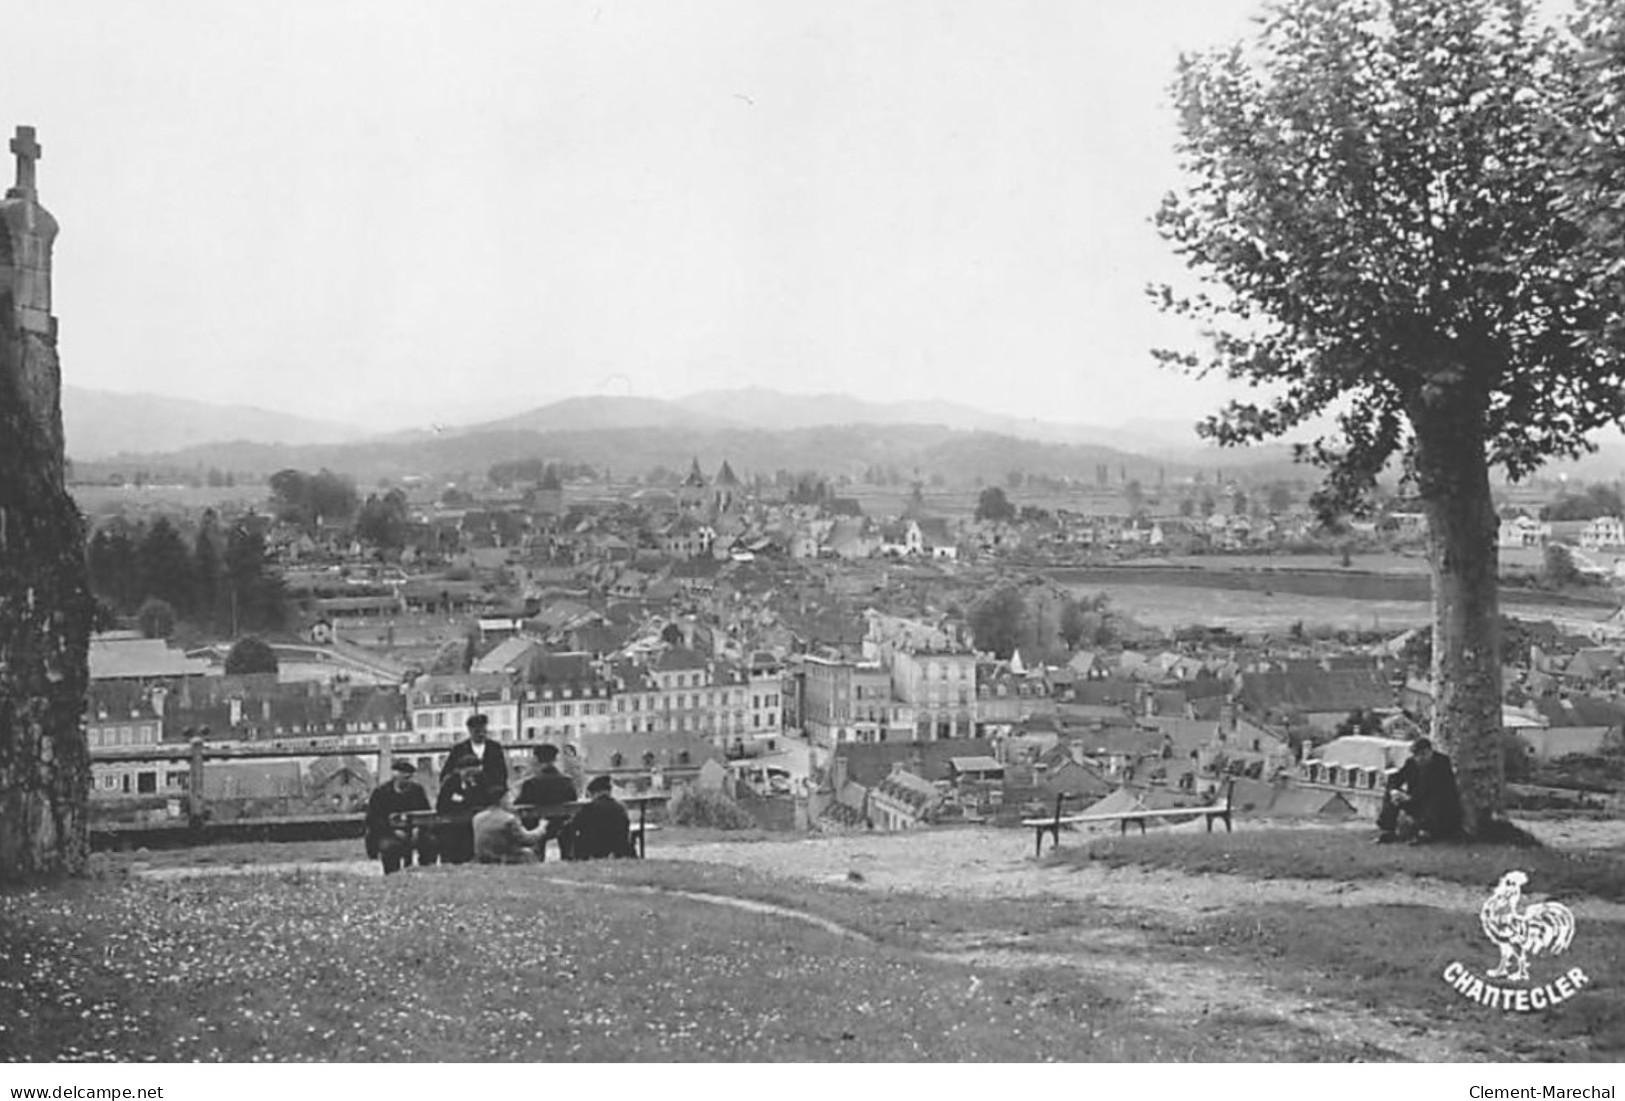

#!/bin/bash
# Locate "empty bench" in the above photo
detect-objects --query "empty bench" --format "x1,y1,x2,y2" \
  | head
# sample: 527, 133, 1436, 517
1022, 781, 1236, 857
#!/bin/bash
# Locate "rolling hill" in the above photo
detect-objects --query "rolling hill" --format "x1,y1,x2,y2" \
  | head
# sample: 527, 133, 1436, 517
63, 386, 366, 460
65, 386, 1313, 486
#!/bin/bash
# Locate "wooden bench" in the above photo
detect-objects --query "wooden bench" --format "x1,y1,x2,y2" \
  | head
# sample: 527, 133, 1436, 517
1022, 781, 1236, 857
394, 793, 668, 860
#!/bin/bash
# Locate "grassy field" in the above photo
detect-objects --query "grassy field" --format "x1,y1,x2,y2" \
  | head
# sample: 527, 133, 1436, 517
1054, 827, 1625, 902
4, 825, 1619, 1062
1070, 583, 1438, 632
1, 860, 1341, 1063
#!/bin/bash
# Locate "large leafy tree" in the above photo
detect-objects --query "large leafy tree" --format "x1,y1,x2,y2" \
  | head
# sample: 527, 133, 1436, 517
1152, 0, 1625, 834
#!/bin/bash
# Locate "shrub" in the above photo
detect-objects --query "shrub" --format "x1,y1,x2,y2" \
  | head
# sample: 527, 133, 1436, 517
224, 635, 278, 675
669, 788, 754, 830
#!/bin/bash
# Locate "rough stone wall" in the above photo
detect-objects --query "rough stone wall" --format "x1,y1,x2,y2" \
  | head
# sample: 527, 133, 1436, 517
0, 280, 91, 880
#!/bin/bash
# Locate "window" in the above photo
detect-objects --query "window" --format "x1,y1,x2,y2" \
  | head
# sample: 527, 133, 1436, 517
137, 772, 157, 795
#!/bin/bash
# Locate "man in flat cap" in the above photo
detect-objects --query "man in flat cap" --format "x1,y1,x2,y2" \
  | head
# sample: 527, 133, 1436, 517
566, 775, 639, 861
442, 712, 509, 794
364, 759, 436, 874
517, 743, 578, 861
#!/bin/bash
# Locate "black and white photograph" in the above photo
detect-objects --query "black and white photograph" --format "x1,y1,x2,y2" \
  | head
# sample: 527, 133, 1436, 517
2, 0, 1624, 1079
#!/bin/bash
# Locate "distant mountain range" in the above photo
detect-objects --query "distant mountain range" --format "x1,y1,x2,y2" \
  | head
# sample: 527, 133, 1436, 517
61, 383, 1625, 490
63, 386, 366, 461
56, 385, 1337, 485
67, 385, 1225, 458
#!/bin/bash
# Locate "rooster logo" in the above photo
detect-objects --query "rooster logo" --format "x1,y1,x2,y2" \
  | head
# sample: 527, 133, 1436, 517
1480, 870, 1576, 982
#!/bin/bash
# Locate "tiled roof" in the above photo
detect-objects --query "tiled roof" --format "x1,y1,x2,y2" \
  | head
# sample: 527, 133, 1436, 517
89, 638, 214, 681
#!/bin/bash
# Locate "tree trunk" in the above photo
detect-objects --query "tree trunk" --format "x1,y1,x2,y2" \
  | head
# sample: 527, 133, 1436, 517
1413, 402, 1503, 836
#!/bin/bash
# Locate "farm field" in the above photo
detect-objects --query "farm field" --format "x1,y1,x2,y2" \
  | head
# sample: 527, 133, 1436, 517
1074, 582, 1435, 632
1065, 581, 1618, 633
70, 483, 269, 519
1106, 545, 1550, 576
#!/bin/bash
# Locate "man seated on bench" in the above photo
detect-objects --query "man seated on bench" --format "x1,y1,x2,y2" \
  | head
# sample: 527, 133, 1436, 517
435, 762, 500, 864
474, 789, 545, 865
517, 743, 578, 862
364, 759, 436, 874
567, 775, 638, 860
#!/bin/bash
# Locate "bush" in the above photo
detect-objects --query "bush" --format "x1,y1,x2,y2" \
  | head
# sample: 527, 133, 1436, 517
224, 635, 278, 675
669, 788, 755, 830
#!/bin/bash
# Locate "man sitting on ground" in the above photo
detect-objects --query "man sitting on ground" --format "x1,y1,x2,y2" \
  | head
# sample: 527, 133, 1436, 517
473, 789, 545, 865
364, 759, 436, 874
516, 743, 578, 862
1377, 736, 1463, 844
567, 774, 639, 860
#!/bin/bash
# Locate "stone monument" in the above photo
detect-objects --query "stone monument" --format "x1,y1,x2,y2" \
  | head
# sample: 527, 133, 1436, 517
0, 125, 92, 880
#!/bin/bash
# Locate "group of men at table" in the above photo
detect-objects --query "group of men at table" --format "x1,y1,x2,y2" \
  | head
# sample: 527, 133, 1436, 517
363, 713, 638, 873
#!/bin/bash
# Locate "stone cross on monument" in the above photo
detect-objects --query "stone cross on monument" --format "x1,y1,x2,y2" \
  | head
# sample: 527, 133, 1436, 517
8, 125, 40, 199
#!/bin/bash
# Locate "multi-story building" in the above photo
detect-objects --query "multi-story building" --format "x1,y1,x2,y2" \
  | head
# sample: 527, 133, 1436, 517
604, 647, 788, 751
86, 683, 172, 798
520, 679, 615, 746
864, 613, 979, 740
799, 654, 916, 749
1581, 516, 1625, 550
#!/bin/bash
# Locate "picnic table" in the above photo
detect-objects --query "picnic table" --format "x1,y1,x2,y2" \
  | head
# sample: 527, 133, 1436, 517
392, 793, 669, 859
1021, 781, 1236, 858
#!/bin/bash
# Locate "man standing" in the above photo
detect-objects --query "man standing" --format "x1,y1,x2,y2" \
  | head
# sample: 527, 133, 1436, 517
364, 760, 435, 874
473, 789, 545, 864
567, 775, 639, 860
443, 713, 508, 794
1378, 737, 1463, 844
517, 744, 578, 862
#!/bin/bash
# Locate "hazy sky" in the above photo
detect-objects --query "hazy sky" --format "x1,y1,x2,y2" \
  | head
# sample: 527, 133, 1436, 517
5, 1, 1267, 430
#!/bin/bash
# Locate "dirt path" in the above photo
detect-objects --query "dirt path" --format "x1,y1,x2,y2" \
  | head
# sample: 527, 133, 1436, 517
646, 827, 1623, 1062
